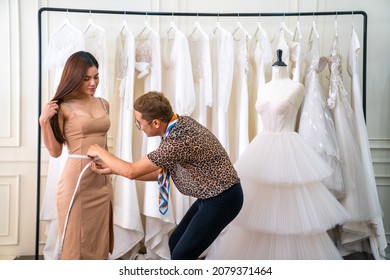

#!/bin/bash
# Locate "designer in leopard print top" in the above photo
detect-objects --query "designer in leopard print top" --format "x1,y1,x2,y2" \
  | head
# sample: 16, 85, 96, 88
148, 115, 240, 199
87, 91, 243, 260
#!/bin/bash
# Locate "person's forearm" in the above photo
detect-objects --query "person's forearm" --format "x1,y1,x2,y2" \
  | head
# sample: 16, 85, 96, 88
135, 170, 159, 181
40, 120, 62, 157
88, 144, 160, 180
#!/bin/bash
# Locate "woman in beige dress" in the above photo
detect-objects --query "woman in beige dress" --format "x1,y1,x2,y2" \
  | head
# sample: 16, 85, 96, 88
39, 51, 113, 259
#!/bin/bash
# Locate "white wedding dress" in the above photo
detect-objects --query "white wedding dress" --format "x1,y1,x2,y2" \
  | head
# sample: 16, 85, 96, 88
133, 22, 175, 260
210, 22, 234, 154
110, 23, 144, 260
298, 33, 344, 196
160, 22, 196, 241
207, 75, 350, 259
248, 22, 273, 138
188, 22, 213, 129
228, 35, 250, 163
330, 30, 387, 259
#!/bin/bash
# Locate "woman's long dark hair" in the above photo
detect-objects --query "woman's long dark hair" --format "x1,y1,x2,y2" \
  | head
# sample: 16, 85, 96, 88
50, 51, 99, 144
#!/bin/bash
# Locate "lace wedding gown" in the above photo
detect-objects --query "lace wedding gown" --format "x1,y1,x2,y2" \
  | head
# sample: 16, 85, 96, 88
188, 22, 213, 129
329, 32, 387, 259
298, 34, 344, 196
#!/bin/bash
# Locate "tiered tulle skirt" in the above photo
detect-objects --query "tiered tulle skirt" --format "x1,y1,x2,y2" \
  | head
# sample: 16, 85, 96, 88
206, 132, 351, 260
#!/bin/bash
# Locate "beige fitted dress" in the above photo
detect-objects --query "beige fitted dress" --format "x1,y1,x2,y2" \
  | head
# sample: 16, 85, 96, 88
56, 98, 113, 259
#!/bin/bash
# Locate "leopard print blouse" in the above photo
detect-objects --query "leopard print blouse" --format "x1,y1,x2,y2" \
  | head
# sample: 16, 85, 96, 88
148, 116, 240, 199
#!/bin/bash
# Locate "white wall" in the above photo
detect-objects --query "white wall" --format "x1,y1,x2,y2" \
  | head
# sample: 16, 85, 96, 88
0, 0, 389, 258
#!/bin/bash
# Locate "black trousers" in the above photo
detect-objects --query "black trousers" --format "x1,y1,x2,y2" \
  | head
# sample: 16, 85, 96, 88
168, 183, 244, 260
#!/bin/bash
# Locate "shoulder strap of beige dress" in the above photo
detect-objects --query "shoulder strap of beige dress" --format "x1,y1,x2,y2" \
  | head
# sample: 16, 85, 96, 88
99, 98, 108, 114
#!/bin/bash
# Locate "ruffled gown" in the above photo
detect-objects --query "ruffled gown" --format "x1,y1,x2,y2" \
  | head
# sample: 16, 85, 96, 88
207, 86, 351, 259
298, 34, 344, 196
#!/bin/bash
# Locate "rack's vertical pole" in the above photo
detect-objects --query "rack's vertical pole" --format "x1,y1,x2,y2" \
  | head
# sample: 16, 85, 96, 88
35, 8, 43, 260
362, 11, 367, 120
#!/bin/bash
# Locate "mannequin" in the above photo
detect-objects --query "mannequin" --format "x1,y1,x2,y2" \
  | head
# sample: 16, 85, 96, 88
259, 49, 304, 109
206, 50, 350, 260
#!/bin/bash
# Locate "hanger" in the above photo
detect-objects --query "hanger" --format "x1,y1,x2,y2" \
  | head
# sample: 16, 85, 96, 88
279, 15, 294, 37
167, 20, 177, 39
189, 20, 202, 40
138, 17, 152, 39
213, 13, 222, 34
254, 14, 260, 37
190, 13, 206, 40
84, 12, 105, 34
254, 21, 262, 39
120, 20, 128, 35
59, 17, 71, 30
52, 11, 80, 37
334, 13, 339, 37
253, 14, 264, 39
120, 11, 128, 34
232, 16, 252, 40
309, 18, 320, 40
166, 13, 177, 35
84, 11, 93, 33
58, 9, 71, 30
293, 14, 302, 41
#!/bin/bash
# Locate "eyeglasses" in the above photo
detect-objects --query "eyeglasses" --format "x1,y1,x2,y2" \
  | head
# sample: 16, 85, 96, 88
135, 118, 152, 130
135, 119, 142, 130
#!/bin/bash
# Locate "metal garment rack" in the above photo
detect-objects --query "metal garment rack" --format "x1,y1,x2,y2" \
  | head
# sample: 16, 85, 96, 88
36, 7, 367, 260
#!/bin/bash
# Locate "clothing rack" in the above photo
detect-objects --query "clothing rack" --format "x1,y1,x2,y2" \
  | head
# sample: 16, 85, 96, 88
36, 7, 368, 260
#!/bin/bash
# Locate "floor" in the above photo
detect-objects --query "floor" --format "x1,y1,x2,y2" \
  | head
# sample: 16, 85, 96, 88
13, 248, 390, 260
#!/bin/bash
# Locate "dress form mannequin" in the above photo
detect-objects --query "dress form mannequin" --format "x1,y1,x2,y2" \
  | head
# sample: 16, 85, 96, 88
258, 49, 304, 111
206, 49, 350, 260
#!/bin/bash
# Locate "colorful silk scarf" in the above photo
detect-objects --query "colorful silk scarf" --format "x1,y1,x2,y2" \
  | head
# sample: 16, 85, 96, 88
158, 113, 179, 215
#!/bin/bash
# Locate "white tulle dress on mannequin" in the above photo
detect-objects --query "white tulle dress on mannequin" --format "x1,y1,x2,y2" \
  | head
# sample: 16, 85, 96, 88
206, 51, 351, 259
